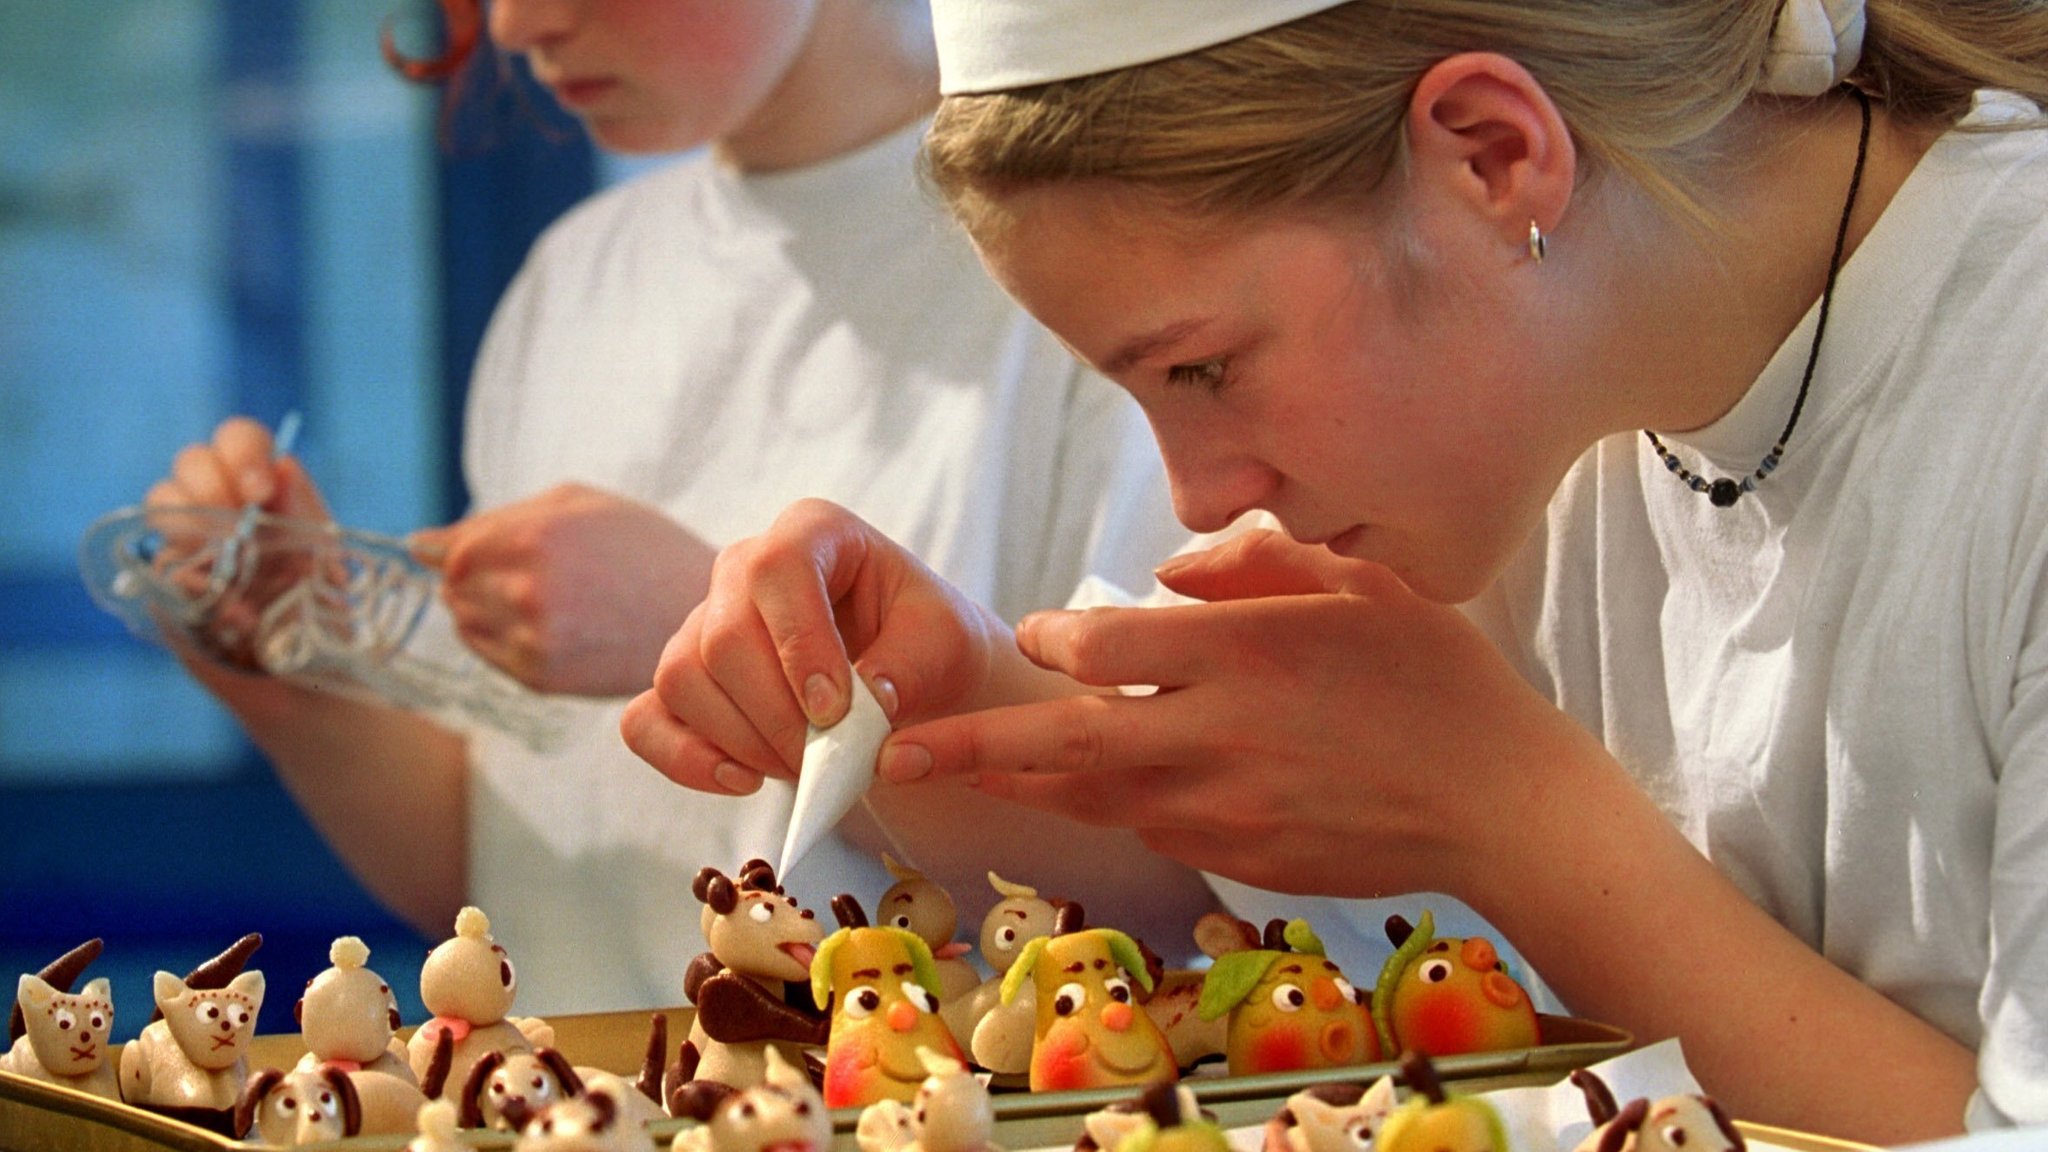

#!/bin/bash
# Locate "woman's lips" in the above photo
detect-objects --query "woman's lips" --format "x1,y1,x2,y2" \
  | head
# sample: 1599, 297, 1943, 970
551, 77, 618, 108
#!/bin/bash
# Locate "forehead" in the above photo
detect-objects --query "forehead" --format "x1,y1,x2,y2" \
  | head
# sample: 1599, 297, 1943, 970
977, 183, 1369, 372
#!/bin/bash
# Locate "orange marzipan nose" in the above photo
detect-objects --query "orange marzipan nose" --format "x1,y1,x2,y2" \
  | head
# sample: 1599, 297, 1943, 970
1101, 1001, 1134, 1032
1461, 937, 1499, 970
1311, 977, 1344, 1011
887, 1001, 920, 1032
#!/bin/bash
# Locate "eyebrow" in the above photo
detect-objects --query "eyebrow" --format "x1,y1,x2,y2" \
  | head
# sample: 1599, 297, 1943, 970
1104, 318, 1210, 375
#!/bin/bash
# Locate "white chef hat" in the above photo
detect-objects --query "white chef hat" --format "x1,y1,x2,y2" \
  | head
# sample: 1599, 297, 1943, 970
933, 0, 1354, 95
932, 0, 1868, 99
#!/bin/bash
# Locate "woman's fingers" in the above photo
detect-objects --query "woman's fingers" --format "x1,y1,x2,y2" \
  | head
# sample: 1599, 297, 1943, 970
1155, 528, 1397, 602
619, 689, 765, 796
879, 690, 1197, 785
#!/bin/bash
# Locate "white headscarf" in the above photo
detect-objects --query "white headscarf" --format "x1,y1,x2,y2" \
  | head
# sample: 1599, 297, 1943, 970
932, 0, 1867, 98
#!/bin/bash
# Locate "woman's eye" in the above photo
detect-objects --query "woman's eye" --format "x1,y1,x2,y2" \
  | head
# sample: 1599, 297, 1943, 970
1270, 984, 1306, 1012
1418, 959, 1454, 984
1166, 358, 1228, 390
846, 987, 882, 1018
1334, 978, 1362, 1005
1104, 978, 1133, 1004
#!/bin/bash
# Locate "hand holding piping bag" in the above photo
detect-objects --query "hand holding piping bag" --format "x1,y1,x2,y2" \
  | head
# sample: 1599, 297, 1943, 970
620, 498, 1065, 797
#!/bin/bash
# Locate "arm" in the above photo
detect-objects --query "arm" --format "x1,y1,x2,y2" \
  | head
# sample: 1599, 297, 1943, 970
146, 418, 469, 937
189, 661, 469, 938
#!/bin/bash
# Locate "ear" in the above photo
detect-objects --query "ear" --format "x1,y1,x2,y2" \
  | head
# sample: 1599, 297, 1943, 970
1405, 52, 1576, 254
228, 970, 266, 1003
81, 977, 110, 1002
19, 974, 53, 1011
154, 970, 187, 1007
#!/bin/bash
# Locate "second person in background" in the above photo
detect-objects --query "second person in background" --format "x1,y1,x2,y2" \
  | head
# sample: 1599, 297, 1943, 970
146, 0, 1209, 1014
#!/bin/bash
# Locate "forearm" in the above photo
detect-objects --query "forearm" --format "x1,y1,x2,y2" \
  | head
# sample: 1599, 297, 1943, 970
187, 659, 471, 938
1468, 724, 1976, 1146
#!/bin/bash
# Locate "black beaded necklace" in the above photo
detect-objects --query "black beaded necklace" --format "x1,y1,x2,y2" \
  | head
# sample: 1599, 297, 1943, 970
1645, 85, 1872, 508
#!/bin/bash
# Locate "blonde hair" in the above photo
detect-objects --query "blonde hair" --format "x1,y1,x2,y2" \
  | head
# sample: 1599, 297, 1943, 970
924, 1, 2048, 235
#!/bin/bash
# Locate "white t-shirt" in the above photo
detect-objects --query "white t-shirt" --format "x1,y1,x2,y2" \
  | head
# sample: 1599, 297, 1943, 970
457, 121, 1188, 1014
1464, 92, 2048, 1129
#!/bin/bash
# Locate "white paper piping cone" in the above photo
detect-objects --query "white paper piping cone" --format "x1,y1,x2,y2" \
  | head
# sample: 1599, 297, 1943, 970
779, 675, 890, 878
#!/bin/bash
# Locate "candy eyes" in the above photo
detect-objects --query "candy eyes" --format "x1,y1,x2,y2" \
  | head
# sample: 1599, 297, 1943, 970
234, 1007, 251, 1026
54, 1010, 76, 1031
1345, 1119, 1377, 1147
1418, 959, 1454, 984
890, 914, 914, 930
201, 1004, 222, 1022
1103, 978, 1133, 1005
900, 983, 939, 1014
994, 927, 1019, 950
1661, 1127, 1688, 1146
1335, 978, 1362, 1005
280, 1095, 298, 1114
845, 987, 883, 1018
1053, 983, 1087, 1016
500, 959, 517, 988
1270, 984, 1306, 1012
749, 903, 774, 924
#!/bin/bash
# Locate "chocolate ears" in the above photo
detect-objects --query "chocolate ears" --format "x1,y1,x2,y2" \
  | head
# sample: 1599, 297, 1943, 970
232, 1064, 361, 1142
9, 937, 103, 1042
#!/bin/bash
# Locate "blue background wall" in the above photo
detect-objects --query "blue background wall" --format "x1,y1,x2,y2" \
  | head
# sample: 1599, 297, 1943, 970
0, 0, 598, 1039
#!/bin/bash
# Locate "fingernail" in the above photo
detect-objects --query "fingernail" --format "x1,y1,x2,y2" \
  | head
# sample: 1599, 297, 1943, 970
803, 673, 839, 726
1154, 553, 1193, 575
879, 743, 932, 784
868, 674, 899, 719
713, 761, 762, 795
242, 470, 273, 504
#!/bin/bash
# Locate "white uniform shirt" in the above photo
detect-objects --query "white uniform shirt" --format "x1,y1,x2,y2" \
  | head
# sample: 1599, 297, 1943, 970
457, 121, 1187, 1014
1465, 92, 2048, 1129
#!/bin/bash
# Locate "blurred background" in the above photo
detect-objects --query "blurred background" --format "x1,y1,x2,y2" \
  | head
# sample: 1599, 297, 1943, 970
0, 0, 665, 1038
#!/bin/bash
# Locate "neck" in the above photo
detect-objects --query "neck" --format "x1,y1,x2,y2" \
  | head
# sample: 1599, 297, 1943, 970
716, 0, 939, 174
1590, 91, 1939, 436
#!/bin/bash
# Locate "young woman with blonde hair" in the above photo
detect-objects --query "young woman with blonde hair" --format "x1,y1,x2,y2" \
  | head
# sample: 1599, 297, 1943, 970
626, 0, 2048, 1140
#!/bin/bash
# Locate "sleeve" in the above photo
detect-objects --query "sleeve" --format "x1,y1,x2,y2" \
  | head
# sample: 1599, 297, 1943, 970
1971, 507, 2048, 1129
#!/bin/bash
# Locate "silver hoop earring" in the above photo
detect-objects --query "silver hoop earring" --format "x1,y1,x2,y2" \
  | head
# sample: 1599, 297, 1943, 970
1527, 219, 1548, 264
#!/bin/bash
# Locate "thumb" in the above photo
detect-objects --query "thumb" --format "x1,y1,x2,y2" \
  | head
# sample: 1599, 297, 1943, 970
271, 457, 333, 524
407, 524, 454, 569
1154, 528, 1385, 602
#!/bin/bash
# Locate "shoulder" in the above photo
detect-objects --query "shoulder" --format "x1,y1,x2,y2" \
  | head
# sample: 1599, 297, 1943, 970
524, 153, 716, 263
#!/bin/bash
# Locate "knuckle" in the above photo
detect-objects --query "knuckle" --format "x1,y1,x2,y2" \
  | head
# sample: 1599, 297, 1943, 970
1049, 707, 1108, 774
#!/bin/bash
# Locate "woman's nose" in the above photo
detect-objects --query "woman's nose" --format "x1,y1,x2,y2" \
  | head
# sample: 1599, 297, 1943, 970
488, 0, 576, 54
1165, 453, 1277, 535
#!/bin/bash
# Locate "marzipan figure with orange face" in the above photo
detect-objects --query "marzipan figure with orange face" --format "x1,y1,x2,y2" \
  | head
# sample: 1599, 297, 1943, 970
1196, 917, 1377, 1076
1372, 911, 1539, 1058
812, 894, 965, 1108
1001, 903, 1177, 1093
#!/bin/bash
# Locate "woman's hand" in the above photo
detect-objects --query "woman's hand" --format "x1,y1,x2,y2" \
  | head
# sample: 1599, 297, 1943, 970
142, 417, 333, 670
621, 499, 1041, 796
874, 529, 1606, 902
409, 483, 715, 697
